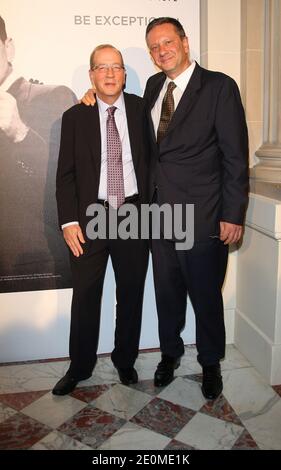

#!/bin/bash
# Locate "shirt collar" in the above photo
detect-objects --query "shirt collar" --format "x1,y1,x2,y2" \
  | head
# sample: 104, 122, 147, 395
165, 60, 196, 93
96, 92, 125, 114
0, 68, 20, 91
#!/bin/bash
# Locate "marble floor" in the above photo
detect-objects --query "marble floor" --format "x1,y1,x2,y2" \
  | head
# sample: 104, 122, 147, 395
0, 345, 280, 451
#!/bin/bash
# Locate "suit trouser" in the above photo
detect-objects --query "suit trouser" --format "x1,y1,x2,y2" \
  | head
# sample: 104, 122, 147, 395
151, 236, 228, 366
68, 217, 149, 379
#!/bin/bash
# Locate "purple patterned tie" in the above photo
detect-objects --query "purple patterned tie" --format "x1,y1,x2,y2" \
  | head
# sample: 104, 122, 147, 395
106, 106, 125, 209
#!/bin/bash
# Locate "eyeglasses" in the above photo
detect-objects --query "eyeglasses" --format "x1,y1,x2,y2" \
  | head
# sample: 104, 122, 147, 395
91, 64, 125, 73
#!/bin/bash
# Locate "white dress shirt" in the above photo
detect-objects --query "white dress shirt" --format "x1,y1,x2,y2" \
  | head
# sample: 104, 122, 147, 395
151, 61, 196, 137
96, 93, 138, 200
62, 92, 138, 229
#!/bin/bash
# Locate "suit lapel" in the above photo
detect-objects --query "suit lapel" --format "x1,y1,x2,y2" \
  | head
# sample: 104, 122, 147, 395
84, 104, 102, 177
148, 74, 166, 111
147, 73, 166, 145
165, 63, 202, 138
124, 93, 140, 169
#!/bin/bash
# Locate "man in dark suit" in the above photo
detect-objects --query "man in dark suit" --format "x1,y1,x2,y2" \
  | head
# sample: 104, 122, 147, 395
0, 16, 77, 292
144, 18, 249, 399
52, 45, 149, 395
81, 17, 249, 400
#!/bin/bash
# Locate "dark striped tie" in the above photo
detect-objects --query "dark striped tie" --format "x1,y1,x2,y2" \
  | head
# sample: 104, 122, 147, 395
157, 81, 177, 143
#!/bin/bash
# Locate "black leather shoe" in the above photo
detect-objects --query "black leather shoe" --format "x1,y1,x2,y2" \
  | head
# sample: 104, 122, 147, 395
201, 364, 223, 400
52, 372, 91, 396
116, 367, 138, 385
154, 354, 181, 387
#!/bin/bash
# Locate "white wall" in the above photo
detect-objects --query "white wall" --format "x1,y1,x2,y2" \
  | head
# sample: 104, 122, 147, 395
236, 193, 281, 385
0, 0, 236, 362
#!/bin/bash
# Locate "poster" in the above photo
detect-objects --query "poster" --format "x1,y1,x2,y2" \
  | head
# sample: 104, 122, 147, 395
0, 0, 199, 292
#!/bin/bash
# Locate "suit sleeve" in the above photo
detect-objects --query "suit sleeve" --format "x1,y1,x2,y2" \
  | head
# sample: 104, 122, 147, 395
215, 76, 249, 225
11, 128, 47, 170
56, 110, 78, 227
143, 74, 161, 105
143, 78, 151, 103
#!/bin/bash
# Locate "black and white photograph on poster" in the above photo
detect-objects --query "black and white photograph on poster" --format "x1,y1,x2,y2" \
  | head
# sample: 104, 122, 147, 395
0, 15, 77, 292
0, 0, 199, 293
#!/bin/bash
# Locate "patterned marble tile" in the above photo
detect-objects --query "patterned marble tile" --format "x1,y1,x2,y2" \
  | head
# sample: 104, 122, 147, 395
178, 349, 202, 375
0, 412, 50, 449
231, 429, 260, 450
255, 441, 275, 450
181, 345, 198, 362
130, 379, 165, 396
70, 384, 112, 403
0, 390, 49, 411
239, 397, 281, 450
31, 430, 92, 450
183, 373, 202, 384
200, 394, 243, 426
175, 412, 244, 450
76, 357, 119, 386
272, 385, 281, 398
0, 361, 69, 393
98, 421, 170, 450
135, 351, 162, 381
58, 404, 126, 449
220, 345, 251, 371
0, 347, 279, 451
157, 377, 206, 411
92, 383, 152, 421
222, 367, 278, 416
0, 357, 68, 367
131, 397, 195, 438
164, 439, 195, 450
21, 391, 87, 428
179, 345, 251, 377
0, 402, 17, 424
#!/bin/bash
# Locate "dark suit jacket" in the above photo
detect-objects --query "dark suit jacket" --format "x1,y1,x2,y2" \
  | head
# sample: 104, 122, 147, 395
56, 93, 149, 236
143, 63, 249, 242
0, 77, 77, 292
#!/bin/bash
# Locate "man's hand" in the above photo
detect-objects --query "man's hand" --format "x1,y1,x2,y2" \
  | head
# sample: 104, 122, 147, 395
0, 90, 29, 142
80, 88, 96, 106
220, 221, 243, 245
63, 224, 85, 257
